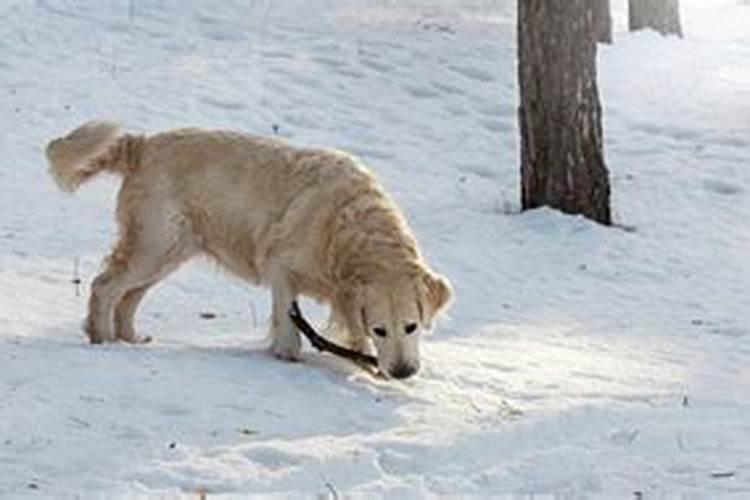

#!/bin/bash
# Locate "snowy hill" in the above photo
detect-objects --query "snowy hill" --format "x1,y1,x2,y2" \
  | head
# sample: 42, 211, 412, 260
1, 0, 749, 497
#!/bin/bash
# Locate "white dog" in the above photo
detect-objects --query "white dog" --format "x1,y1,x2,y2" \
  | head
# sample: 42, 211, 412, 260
47, 121, 452, 379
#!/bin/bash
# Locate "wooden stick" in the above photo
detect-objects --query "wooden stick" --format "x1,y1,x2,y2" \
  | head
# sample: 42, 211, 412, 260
288, 301, 378, 368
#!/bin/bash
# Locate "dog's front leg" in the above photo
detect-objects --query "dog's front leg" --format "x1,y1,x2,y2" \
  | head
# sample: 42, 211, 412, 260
269, 269, 301, 361
333, 317, 375, 357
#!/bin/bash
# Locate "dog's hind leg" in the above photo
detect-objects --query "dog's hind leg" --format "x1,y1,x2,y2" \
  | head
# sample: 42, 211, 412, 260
86, 200, 194, 343
113, 240, 195, 343
114, 283, 153, 343
86, 255, 131, 343
114, 281, 163, 343
269, 268, 301, 361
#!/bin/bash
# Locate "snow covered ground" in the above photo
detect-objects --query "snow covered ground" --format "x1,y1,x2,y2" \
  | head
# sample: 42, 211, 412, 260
1, 0, 749, 497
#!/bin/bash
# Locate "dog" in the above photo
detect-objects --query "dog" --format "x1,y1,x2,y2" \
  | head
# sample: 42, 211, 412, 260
46, 121, 452, 379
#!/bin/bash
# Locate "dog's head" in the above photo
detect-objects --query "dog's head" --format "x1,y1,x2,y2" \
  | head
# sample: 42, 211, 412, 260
337, 268, 452, 379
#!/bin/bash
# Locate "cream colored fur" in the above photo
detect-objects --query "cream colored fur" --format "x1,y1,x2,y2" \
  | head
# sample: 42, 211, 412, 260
46, 121, 452, 378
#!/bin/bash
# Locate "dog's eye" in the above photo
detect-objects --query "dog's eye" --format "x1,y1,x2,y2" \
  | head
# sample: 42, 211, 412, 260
404, 323, 418, 335
373, 327, 387, 338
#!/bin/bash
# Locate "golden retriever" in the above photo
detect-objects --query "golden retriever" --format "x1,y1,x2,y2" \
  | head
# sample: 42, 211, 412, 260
46, 121, 452, 378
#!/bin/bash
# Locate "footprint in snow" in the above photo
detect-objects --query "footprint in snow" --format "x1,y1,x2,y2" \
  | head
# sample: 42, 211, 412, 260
310, 40, 342, 53
709, 326, 748, 338
200, 96, 247, 112
283, 71, 323, 90
376, 446, 422, 475
448, 64, 496, 83
460, 163, 498, 180
473, 100, 515, 119
445, 104, 470, 117
158, 402, 192, 417
569, 371, 616, 383
347, 147, 395, 161
714, 135, 749, 148
702, 178, 743, 196
313, 56, 346, 69
431, 81, 465, 96
282, 112, 323, 131
241, 446, 304, 471
334, 67, 366, 79
402, 84, 441, 100
359, 58, 395, 74
478, 119, 513, 134
260, 50, 294, 60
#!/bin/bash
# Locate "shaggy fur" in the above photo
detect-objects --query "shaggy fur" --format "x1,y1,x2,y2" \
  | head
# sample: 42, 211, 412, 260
46, 121, 452, 378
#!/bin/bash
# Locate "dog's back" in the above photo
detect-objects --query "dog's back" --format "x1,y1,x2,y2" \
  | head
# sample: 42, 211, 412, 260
47, 122, 381, 293
135, 129, 376, 285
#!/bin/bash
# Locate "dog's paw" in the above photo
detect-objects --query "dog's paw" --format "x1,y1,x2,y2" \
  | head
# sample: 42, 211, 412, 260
86, 328, 116, 344
270, 339, 301, 362
118, 333, 153, 344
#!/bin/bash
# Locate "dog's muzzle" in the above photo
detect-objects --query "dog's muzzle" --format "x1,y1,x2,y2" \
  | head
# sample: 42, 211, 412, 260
386, 361, 420, 380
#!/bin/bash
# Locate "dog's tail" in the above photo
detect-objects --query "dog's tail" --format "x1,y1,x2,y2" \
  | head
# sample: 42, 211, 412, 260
46, 120, 145, 193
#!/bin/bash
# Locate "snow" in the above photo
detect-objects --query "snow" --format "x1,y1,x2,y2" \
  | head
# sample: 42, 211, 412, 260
1, 0, 749, 497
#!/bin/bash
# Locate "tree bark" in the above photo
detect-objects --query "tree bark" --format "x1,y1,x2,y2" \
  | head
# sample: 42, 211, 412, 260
629, 0, 682, 37
594, 0, 613, 44
517, 0, 612, 225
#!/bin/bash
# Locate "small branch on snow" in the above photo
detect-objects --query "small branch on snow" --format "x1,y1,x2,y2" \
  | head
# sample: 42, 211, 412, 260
325, 482, 340, 500
313, 467, 339, 500
711, 471, 736, 479
288, 301, 378, 370
71, 256, 81, 297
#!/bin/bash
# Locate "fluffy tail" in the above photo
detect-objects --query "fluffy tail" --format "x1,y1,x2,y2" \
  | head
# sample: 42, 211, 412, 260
46, 120, 144, 192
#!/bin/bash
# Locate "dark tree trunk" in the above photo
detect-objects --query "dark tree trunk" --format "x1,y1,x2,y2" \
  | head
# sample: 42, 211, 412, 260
594, 0, 613, 44
517, 0, 612, 225
629, 0, 682, 37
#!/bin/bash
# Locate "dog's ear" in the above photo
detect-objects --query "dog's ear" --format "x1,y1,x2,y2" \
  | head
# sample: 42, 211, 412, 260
418, 271, 453, 328
424, 271, 453, 316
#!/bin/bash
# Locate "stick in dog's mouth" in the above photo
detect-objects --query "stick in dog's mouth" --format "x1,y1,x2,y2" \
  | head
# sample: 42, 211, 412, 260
288, 301, 379, 370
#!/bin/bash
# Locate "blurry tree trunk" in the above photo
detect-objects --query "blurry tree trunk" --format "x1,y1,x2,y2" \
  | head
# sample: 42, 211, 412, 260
594, 0, 613, 44
629, 0, 682, 37
517, 0, 612, 225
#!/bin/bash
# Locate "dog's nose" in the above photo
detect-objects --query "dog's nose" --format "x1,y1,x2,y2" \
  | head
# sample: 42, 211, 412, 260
388, 362, 419, 379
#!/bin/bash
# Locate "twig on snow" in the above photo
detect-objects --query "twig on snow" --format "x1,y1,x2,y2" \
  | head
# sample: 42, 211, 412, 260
72, 256, 81, 297
711, 471, 736, 479
288, 301, 378, 370
325, 481, 340, 500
